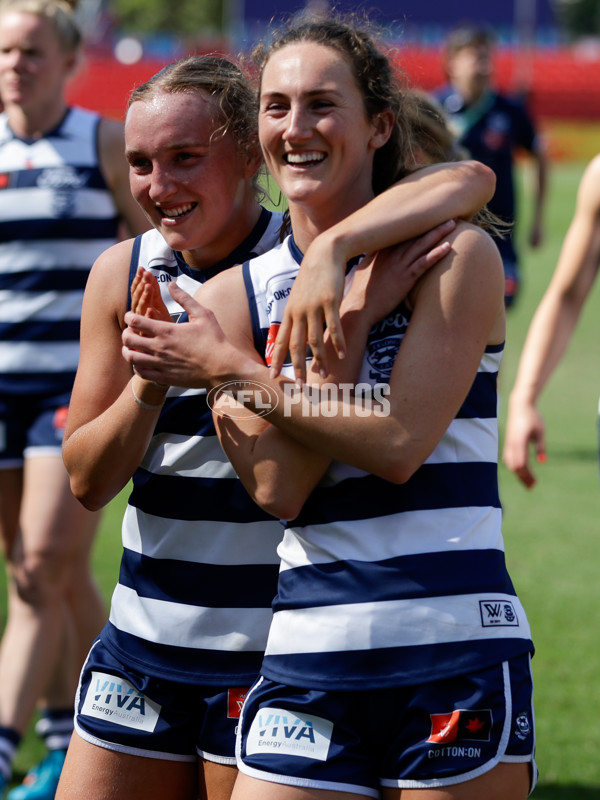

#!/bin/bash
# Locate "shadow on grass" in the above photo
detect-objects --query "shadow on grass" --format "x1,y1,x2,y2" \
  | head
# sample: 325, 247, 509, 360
533, 784, 600, 799
541, 444, 598, 462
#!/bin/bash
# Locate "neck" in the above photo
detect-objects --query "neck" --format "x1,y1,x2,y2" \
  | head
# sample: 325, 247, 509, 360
5, 100, 68, 139
288, 192, 375, 254
453, 80, 487, 106
182, 201, 263, 271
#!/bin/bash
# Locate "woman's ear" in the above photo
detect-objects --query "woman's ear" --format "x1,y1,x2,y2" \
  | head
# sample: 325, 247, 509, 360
244, 142, 265, 179
370, 109, 394, 150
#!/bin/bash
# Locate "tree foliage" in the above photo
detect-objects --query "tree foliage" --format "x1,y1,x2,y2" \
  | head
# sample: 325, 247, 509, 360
112, 0, 223, 37
554, 0, 600, 39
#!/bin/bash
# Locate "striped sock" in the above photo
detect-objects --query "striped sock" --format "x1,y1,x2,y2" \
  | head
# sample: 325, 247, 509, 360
0, 727, 21, 781
34, 709, 73, 751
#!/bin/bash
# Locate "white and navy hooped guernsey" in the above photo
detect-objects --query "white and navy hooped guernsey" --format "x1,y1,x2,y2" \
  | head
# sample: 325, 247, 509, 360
0, 108, 120, 396
244, 234, 534, 692
101, 209, 287, 685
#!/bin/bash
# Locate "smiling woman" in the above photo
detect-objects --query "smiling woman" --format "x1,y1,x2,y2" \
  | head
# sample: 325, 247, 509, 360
125, 89, 263, 268
58, 55, 285, 800
257, 41, 394, 234
0, 0, 147, 797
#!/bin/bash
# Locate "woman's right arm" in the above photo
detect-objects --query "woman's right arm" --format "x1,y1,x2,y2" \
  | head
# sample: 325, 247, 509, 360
270, 159, 495, 379
62, 240, 168, 510
503, 155, 600, 487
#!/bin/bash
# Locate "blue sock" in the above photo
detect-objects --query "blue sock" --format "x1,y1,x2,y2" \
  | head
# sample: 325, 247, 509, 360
0, 726, 21, 781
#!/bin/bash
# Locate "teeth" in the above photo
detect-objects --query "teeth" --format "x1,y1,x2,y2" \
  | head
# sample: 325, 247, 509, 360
161, 204, 194, 217
286, 152, 325, 164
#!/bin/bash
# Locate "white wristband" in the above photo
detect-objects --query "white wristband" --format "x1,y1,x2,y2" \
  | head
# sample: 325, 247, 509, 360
131, 381, 165, 411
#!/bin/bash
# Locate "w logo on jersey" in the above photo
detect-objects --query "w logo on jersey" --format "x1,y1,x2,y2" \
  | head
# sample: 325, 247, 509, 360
479, 599, 519, 627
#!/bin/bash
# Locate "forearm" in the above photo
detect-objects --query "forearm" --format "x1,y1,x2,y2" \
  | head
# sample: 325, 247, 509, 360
63, 374, 167, 510
310, 160, 494, 263
215, 307, 407, 479
509, 290, 581, 407
215, 307, 375, 517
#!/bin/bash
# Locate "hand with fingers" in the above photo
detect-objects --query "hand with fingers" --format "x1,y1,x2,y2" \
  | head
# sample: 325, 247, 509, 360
502, 397, 547, 489
123, 282, 237, 389
130, 266, 171, 322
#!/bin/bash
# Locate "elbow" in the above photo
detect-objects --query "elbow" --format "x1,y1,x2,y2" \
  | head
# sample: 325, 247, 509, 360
471, 160, 496, 205
63, 438, 113, 511
253, 483, 307, 522
68, 475, 107, 512
376, 462, 417, 485
370, 445, 423, 485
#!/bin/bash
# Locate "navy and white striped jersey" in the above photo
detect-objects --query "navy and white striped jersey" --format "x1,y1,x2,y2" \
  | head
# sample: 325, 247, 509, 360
0, 107, 120, 395
102, 209, 286, 685
244, 234, 534, 691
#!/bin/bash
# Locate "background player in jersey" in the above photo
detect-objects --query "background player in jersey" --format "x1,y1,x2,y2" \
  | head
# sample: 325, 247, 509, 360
504, 153, 600, 487
123, 14, 536, 799
436, 23, 548, 307
58, 55, 491, 800
0, 0, 148, 797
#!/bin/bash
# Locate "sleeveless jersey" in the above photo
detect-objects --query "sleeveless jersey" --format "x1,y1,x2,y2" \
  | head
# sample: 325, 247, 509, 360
102, 209, 286, 685
0, 107, 120, 395
244, 235, 534, 691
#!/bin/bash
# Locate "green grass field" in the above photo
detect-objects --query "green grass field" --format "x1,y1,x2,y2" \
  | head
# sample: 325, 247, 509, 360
2, 154, 600, 796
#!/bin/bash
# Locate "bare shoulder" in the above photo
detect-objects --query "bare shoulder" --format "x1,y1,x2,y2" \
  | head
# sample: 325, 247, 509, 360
436, 219, 504, 287
413, 219, 505, 343
198, 264, 246, 311
85, 238, 135, 326
96, 117, 126, 180
97, 116, 125, 151
198, 264, 252, 347
89, 238, 134, 278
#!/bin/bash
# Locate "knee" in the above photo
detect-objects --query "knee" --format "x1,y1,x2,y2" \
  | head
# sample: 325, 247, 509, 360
11, 546, 71, 607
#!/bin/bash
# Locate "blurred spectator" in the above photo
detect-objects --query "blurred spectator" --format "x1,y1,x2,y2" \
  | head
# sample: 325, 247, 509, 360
435, 23, 548, 307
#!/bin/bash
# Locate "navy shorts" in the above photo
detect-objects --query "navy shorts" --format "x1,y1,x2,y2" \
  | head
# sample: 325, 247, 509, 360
75, 639, 250, 764
0, 391, 71, 467
237, 654, 536, 796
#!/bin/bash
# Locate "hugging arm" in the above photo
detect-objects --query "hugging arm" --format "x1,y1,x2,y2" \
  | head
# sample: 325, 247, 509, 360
270, 159, 495, 381
207, 222, 504, 500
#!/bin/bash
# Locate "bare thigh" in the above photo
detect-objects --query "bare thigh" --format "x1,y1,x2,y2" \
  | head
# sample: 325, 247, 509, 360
200, 761, 238, 800
384, 761, 531, 800
231, 772, 365, 800
56, 732, 198, 800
